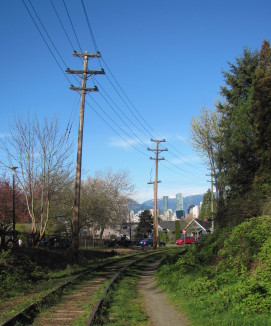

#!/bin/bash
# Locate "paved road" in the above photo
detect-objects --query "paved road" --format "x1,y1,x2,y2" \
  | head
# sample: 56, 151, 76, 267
137, 259, 191, 326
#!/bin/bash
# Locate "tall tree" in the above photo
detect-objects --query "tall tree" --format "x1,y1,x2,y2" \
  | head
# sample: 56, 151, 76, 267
217, 48, 259, 198
190, 106, 221, 197
0, 115, 73, 245
215, 48, 259, 224
135, 210, 153, 239
252, 40, 271, 197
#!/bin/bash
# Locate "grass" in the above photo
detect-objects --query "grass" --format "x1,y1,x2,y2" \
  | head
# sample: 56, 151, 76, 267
156, 217, 271, 325
96, 270, 149, 326
0, 247, 141, 324
92, 249, 182, 326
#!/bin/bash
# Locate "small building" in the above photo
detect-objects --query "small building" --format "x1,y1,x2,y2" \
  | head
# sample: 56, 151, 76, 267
184, 218, 212, 240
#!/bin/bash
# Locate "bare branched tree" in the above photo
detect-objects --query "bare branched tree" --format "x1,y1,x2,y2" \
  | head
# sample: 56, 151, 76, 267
0, 114, 73, 245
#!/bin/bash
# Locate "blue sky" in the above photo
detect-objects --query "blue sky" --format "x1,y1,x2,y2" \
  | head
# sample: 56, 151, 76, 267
0, 0, 270, 203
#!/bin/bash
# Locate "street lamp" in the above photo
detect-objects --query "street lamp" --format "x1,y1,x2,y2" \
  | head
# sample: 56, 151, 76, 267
11, 166, 18, 235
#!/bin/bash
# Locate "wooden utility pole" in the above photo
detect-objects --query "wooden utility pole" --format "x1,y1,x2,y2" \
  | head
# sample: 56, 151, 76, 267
147, 139, 167, 249
66, 51, 104, 261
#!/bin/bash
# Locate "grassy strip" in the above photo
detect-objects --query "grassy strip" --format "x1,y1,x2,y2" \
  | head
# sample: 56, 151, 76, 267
93, 250, 181, 326
97, 272, 149, 326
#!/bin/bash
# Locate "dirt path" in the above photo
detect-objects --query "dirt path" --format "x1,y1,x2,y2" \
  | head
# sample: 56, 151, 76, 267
137, 259, 191, 326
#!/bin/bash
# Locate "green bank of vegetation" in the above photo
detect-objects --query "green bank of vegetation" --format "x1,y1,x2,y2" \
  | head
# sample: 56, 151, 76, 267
157, 216, 271, 325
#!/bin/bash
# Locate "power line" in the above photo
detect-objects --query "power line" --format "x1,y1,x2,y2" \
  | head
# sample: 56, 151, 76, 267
80, 0, 99, 53
100, 58, 154, 138
87, 94, 148, 152
62, 0, 83, 53
78, 2, 155, 138
50, 0, 76, 51
85, 99, 149, 158
22, 0, 72, 85
97, 91, 147, 148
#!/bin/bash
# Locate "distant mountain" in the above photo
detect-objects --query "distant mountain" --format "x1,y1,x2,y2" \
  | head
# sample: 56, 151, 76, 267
131, 194, 203, 214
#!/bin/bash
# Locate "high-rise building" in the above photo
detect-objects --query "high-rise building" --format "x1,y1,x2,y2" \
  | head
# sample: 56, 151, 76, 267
176, 193, 183, 211
163, 196, 168, 213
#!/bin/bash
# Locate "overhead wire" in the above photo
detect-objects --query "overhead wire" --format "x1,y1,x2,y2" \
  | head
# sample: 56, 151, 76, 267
25, 1, 207, 185
87, 94, 148, 152
22, 0, 72, 85
80, 0, 99, 53
62, 0, 83, 53
79, 0, 154, 139
96, 90, 147, 148
94, 77, 151, 139
50, 0, 76, 51
85, 98, 149, 158
78, 0, 207, 180
23, 0, 82, 141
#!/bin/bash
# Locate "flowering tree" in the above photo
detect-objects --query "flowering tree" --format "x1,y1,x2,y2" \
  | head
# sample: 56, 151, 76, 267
0, 175, 28, 248
80, 169, 134, 239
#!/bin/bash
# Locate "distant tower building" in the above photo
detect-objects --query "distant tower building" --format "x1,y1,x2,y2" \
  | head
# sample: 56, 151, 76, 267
163, 196, 168, 213
176, 193, 183, 211
176, 193, 184, 219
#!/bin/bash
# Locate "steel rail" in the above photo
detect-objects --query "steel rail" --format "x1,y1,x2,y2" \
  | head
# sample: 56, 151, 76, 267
0, 251, 149, 326
86, 249, 168, 325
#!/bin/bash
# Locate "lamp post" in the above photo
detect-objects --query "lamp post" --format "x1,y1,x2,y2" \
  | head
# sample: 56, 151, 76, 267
11, 166, 18, 235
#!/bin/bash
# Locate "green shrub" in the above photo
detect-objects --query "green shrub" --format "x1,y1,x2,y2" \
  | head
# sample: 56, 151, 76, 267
156, 215, 271, 324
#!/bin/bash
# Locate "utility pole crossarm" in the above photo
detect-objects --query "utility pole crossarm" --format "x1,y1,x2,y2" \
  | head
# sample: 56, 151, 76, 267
150, 157, 165, 161
147, 138, 167, 250
70, 85, 98, 92
72, 51, 101, 58
66, 68, 105, 75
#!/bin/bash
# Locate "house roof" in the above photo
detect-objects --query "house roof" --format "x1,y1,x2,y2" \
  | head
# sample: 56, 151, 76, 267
185, 218, 212, 232
159, 219, 189, 232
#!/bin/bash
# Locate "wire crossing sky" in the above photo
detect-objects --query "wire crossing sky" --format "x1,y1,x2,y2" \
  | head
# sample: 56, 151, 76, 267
0, 0, 270, 202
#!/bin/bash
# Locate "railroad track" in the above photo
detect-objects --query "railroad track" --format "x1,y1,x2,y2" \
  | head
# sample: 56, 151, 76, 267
1, 249, 168, 326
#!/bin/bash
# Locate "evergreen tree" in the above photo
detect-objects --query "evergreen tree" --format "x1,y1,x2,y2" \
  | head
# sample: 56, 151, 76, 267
199, 189, 216, 220
175, 220, 181, 240
252, 40, 271, 196
135, 210, 153, 239
217, 48, 259, 198
216, 48, 259, 224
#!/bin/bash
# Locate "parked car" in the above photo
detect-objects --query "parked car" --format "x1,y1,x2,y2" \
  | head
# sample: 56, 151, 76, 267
139, 237, 166, 247
175, 235, 195, 245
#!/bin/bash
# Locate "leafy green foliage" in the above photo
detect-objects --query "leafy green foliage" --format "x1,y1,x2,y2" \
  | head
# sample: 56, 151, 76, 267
252, 40, 271, 196
199, 189, 216, 220
135, 210, 153, 239
0, 250, 44, 299
101, 275, 148, 326
174, 220, 180, 240
156, 216, 271, 324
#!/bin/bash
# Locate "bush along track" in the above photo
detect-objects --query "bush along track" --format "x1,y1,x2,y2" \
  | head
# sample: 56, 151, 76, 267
156, 216, 271, 325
